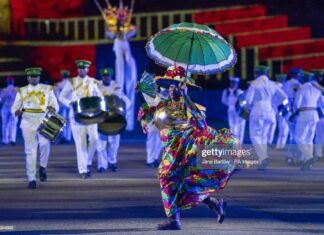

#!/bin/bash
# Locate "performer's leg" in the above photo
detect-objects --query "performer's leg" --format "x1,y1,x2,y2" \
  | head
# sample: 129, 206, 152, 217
21, 127, 38, 182
295, 118, 316, 161
315, 120, 324, 158
107, 134, 120, 165
9, 113, 18, 143
1, 107, 9, 144
71, 119, 88, 174
227, 111, 235, 134
97, 137, 108, 170
38, 132, 50, 168
114, 45, 125, 91
236, 115, 246, 144
249, 115, 268, 162
125, 48, 137, 131
87, 124, 99, 167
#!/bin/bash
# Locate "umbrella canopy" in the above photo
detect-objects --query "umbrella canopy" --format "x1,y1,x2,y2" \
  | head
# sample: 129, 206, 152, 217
146, 22, 237, 74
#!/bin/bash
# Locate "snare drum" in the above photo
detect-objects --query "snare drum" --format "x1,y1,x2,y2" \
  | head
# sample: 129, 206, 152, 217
235, 94, 250, 120
38, 112, 66, 142
98, 95, 127, 135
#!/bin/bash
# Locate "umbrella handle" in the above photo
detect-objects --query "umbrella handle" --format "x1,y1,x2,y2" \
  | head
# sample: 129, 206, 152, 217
184, 32, 195, 80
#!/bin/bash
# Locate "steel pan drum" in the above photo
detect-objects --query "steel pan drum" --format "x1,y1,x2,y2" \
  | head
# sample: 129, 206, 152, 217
98, 95, 127, 135
38, 112, 66, 142
72, 96, 106, 124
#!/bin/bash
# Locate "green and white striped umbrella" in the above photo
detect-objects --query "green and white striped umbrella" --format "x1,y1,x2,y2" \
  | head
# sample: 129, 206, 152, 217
146, 22, 237, 74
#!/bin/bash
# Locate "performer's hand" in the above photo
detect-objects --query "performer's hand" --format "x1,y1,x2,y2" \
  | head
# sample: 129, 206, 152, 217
15, 109, 23, 117
179, 82, 188, 95
47, 106, 56, 113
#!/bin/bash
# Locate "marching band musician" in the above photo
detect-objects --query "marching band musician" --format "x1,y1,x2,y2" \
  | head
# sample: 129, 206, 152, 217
221, 76, 246, 143
54, 70, 72, 143
245, 66, 287, 170
294, 71, 324, 170
0, 76, 18, 145
59, 60, 102, 179
88, 68, 130, 173
11, 67, 59, 189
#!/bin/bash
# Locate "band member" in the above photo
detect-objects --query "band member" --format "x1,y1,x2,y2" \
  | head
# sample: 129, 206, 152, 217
104, 0, 137, 131
88, 68, 130, 172
245, 66, 287, 170
0, 76, 18, 145
138, 65, 240, 230
312, 69, 324, 160
59, 60, 101, 179
294, 71, 324, 170
221, 76, 246, 143
11, 67, 59, 189
54, 70, 72, 143
283, 68, 302, 164
274, 74, 290, 149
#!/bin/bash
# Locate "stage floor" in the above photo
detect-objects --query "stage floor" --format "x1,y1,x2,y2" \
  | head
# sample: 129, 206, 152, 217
0, 143, 323, 235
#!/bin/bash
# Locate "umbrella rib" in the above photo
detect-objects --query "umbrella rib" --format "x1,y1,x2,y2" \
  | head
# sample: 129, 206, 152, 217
196, 34, 206, 67
155, 33, 188, 61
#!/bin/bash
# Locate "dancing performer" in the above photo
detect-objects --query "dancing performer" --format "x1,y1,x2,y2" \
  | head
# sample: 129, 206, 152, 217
0, 76, 18, 145
138, 65, 240, 230
93, 0, 137, 131
11, 67, 59, 189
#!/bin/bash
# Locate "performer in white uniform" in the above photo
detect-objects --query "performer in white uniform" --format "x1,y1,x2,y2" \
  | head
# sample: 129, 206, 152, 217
294, 71, 324, 170
274, 74, 290, 149
0, 76, 18, 145
11, 67, 59, 189
283, 68, 302, 165
312, 69, 324, 161
104, 1, 137, 131
59, 60, 101, 179
88, 68, 130, 172
221, 77, 245, 143
54, 70, 72, 143
245, 66, 287, 170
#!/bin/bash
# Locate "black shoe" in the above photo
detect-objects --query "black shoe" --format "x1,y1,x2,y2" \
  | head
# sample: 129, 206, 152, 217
28, 180, 37, 189
109, 164, 117, 172
39, 167, 47, 182
10, 141, 16, 146
97, 167, 106, 173
157, 219, 181, 230
86, 171, 91, 177
153, 160, 160, 168
80, 173, 89, 179
258, 158, 270, 170
146, 162, 155, 168
206, 197, 227, 224
300, 158, 314, 171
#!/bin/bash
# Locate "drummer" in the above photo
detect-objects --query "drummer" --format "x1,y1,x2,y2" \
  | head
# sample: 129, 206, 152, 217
91, 68, 130, 172
11, 67, 59, 189
59, 60, 102, 179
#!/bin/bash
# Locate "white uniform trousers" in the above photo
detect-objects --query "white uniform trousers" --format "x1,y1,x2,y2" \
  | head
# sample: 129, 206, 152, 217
267, 118, 277, 145
249, 108, 276, 162
146, 122, 162, 164
295, 110, 318, 161
95, 134, 120, 168
21, 127, 50, 182
228, 110, 246, 144
1, 106, 18, 144
71, 118, 98, 174
114, 39, 137, 131
315, 118, 324, 158
276, 115, 289, 149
